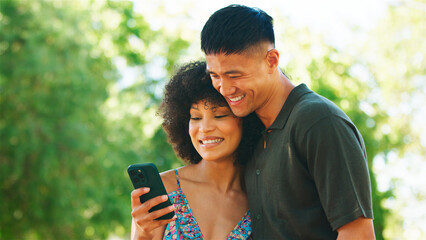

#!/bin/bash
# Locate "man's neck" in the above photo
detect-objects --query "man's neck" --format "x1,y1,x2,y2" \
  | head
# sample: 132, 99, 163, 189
256, 72, 294, 128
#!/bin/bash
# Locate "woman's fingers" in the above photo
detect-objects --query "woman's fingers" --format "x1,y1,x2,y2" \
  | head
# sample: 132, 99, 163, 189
149, 215, 177, 229
131, 195, 172, 217
131, 195, 176, 234
141, 195, 170, 212
135, 215, 176, 235
148, 205, 175, 220
137, 207, 177, 231
130, 188, 176, 238
130, 187, 150, 207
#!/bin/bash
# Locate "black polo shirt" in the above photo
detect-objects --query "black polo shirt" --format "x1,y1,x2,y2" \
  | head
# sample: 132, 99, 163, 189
245, 84, 373, 239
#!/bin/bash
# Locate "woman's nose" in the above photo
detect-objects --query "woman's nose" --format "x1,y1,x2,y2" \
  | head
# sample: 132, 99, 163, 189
199, 118, 215, 132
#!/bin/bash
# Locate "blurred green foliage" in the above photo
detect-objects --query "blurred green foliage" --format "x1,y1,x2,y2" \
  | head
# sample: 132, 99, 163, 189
0, 0, 184, 239
0, 0, 423, 239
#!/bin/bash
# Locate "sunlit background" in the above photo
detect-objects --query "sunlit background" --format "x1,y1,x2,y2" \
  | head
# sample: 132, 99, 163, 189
0, 0, 425, 239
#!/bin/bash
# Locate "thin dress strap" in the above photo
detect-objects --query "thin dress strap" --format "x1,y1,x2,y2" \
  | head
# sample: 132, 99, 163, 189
173, 169, 181, 190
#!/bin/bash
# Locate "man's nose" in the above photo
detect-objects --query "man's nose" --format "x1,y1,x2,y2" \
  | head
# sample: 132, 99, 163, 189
218, 80, 236, 96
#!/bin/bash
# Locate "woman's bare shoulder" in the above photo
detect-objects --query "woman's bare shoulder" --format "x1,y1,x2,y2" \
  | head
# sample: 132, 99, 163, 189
160, 169, 177, 194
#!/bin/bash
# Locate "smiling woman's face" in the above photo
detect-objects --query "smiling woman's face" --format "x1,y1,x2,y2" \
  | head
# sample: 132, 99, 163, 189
189, 100, 243, 162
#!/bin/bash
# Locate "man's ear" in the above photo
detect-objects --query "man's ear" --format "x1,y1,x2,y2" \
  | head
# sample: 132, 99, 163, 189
266, 48, 279, 74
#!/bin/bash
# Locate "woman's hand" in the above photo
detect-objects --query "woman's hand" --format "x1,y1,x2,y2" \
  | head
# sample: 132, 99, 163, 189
131, 188, 176, 240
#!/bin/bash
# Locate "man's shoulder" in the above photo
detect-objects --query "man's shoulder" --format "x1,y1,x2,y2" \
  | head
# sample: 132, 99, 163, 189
291, 91, 350, 125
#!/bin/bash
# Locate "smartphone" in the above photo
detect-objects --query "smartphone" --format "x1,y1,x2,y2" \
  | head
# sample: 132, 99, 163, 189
127, 163, 174, 220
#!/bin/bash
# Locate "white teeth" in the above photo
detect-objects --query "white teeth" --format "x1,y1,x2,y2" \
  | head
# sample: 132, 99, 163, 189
229, 95, 245, 102
201, 139, 223, 144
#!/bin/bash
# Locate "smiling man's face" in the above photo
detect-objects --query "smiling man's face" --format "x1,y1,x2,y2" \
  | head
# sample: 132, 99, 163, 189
206, 47, 274, 118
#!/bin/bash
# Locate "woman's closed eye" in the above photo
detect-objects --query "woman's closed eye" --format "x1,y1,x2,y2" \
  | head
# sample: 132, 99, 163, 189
215, 114, 229, 119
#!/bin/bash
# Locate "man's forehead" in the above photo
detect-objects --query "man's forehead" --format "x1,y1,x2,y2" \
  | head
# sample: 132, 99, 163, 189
205, 52, 243, 61
205, 53, 248, 72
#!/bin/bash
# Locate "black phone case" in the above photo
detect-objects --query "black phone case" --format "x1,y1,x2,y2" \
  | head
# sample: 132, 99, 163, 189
127, 163, 174, 220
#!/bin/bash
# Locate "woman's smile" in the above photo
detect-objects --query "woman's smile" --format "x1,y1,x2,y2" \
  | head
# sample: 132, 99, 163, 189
189, 100, 242, 162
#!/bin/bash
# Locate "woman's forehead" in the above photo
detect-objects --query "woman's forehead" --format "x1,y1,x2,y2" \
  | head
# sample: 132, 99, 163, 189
191, 99, 229, 111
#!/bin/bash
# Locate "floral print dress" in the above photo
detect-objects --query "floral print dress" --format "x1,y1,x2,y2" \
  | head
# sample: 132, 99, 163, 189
163, 169, 252, 240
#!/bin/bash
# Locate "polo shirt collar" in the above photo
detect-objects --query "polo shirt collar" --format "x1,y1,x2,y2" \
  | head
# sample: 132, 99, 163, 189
267, 83, 313, 130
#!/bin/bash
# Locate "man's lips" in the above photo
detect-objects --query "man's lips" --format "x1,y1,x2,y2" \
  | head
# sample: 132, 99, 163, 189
228, 94, 245, 102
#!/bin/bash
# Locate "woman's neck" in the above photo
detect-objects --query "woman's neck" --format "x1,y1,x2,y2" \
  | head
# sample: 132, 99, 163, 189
191, 159, 242, 194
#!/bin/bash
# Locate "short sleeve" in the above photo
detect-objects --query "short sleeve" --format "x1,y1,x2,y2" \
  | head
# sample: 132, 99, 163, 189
300, 115, 374, 230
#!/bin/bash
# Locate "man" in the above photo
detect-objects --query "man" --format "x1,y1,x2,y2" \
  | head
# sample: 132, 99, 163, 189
201, 4, 375, 239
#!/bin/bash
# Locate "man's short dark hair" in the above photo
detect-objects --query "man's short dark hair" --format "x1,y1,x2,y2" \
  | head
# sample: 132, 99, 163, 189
201, 4, 275, 55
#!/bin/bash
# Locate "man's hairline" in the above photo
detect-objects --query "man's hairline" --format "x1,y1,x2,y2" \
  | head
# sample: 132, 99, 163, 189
203, 41, 274, 57
204, 41, 275, 74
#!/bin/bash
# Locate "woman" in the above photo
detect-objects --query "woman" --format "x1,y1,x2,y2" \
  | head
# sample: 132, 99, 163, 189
130, 61, 262, 239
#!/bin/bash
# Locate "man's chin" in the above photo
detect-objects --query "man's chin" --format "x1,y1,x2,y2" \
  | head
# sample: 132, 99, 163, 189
230, 107, 250, 118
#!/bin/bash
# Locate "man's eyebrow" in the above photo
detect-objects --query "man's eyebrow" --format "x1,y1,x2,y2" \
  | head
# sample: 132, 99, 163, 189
205, 70, 242, 75
191, 105, 199, 110
224, 70, 242, 75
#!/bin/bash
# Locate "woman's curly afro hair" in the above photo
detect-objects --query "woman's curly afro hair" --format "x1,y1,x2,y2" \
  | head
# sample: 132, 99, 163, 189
158, 61, 263, 165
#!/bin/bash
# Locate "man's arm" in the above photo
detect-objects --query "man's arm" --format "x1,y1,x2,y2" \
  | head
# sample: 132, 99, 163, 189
337, 217, 375, 240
